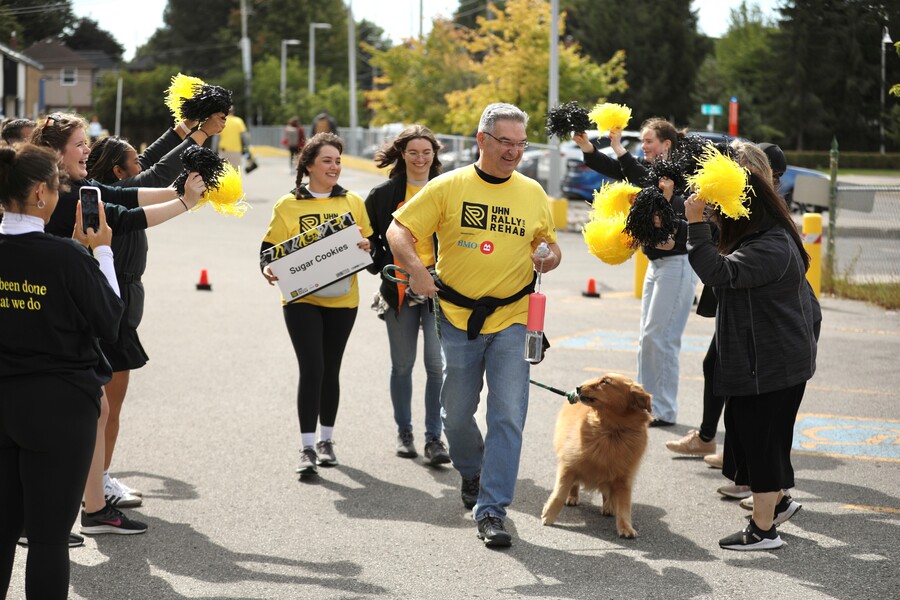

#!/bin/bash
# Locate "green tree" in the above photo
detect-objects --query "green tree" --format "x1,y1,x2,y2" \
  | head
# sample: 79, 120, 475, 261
62, 17, 125, 62
445, 0, 627, 139
93, 65, 180, 147
0, 0, 74, 46
771, 0, 900, 150
563, 0, 708, 127
688, 2, 778, 140
363, 19, 480, 131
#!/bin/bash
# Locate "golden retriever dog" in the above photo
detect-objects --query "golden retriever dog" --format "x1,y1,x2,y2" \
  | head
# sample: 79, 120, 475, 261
541, 374, 652, 538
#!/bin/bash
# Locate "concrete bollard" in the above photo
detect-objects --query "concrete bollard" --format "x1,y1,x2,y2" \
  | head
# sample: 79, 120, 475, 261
634, 250, 648, 298
548, 197, 567, 231
803, 213, 822, 298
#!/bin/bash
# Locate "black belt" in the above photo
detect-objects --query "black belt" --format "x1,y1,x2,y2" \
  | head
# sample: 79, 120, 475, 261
436, 272, 536, 340
118, 273, 141, 284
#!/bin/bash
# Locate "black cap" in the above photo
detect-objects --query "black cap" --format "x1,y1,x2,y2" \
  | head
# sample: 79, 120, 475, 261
759, 142, 787, 176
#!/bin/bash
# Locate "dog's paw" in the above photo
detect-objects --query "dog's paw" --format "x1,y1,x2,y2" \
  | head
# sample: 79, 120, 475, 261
541, 516, 555, 526
617, 527, 637, 539
564, 496, 579, 506
600, 504, 614, 516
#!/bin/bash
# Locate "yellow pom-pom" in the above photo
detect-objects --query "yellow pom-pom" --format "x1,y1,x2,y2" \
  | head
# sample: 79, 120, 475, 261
592, 181, 641, 220
582, 212, 635, 265
165, 73, 205, 124
687, 147, 751, 219
587, 102, 632, 134
199, 163, 248, 217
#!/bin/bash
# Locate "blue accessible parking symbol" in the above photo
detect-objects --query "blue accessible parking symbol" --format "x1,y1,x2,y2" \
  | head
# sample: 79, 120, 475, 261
793, 414, 900, 462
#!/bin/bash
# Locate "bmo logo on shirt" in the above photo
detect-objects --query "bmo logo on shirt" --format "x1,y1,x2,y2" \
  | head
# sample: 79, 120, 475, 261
456, 238, 496, 254
461, 202, 488, 230
480, 241, 494, 254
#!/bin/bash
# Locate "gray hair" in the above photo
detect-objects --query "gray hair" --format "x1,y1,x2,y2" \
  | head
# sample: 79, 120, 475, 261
478, 103, 528, 133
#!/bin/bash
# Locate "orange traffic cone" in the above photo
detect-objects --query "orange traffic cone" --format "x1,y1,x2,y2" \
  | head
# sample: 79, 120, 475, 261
196, 269, 212, 291
582, 277, 600, 298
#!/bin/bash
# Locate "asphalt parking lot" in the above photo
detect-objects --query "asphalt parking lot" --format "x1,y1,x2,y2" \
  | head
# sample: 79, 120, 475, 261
9, 155, 899, 599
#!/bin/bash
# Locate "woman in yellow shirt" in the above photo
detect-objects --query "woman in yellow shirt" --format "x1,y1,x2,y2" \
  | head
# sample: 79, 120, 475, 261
260, 133, 372, 476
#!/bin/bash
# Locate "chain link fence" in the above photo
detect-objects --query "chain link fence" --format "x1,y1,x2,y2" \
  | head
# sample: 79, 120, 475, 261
827, 179, 900, 284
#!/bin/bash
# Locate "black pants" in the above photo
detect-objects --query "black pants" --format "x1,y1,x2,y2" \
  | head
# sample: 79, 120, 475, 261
699, 335, 725, 442
723, 382, 806, 493
283, 303, 357, 433
0, 375, 98, 599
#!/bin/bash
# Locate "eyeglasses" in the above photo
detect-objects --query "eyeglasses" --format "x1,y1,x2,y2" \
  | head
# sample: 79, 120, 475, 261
404, 149, 434, 160
482, 131, 528, 150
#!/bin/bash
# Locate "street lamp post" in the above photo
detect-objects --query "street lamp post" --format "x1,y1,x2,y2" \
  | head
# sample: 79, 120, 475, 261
281, 39, 301, 102
309, 22, 332, 96
881, 26, 893, 155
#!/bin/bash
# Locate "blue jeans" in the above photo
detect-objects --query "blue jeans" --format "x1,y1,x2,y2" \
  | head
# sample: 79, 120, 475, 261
438, 316, 529, 521
636, 254, 698, 423
385, 302, 443, 439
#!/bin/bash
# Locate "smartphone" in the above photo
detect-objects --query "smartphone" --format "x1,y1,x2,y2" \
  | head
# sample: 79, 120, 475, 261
80, 186, 101, 234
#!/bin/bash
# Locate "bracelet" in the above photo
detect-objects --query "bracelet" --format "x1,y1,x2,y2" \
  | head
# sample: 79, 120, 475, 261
179, 197, 189, 212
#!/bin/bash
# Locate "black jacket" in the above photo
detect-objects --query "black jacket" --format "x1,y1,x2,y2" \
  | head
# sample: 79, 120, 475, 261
687, 222, 817, 397
364, 176, 433, 312
45, 180, 146, 239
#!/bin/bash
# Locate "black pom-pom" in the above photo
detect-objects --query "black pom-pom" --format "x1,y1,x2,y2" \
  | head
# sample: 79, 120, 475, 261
174, 145, 226, 196
623, 187, 677, 249
545, 101, 592, 140
647, 157, 687, 193
180, 84, 232, 122
670, 134, 714, 180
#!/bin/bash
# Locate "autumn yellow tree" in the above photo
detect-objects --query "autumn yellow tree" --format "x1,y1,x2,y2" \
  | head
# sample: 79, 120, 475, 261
363, 19, 481, 131
446, 0, 627, 139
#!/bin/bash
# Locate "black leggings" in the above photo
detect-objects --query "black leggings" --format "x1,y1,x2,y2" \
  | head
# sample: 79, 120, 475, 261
0, 375, 97, 599
699, 335, 725, 442
283, 302, 357, 433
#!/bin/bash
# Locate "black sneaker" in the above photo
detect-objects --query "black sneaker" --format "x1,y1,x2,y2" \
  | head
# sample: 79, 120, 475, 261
719, 519, 783, 551
424, 438, 451, 466
648, 416, 675, 428
773, 495, 802, 525
316, 439, 338, 466
396, 430, 417, 458
296, 446, 318, 475
476, 515, 512, 547
461, 474, 480, 509
16, 532, 85, 548
80, 504, 148, 535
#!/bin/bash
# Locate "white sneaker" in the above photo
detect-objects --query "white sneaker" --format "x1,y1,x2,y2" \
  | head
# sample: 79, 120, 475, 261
106, 475, 142, 498
104, 476, 142, 508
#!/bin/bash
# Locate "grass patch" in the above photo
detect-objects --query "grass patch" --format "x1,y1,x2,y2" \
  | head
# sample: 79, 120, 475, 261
823, 275, 900, 310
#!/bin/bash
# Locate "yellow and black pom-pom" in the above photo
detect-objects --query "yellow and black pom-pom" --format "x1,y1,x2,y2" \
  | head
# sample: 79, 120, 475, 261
592, 181, 641, 220
165, 73, 232, 123
582, 213, 636, 265
545, 101, 592, 140
165, 73, 204, 124
587, 102, 631, 134
180, 84, 232, 122
203, 162, 247, 217
687, 146, 751, 220
624, 187, 677, 249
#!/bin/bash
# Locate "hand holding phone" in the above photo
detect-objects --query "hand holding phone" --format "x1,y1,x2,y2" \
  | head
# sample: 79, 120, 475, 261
79, 186, 101, 234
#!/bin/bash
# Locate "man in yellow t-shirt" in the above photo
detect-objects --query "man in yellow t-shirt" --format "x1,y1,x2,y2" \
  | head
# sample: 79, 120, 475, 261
218, 107, 247, 169
387, 103, 561, 548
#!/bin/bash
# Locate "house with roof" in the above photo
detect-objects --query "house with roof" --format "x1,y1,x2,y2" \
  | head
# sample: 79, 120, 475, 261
23, 38, 118, 116
0, 41, 43, 119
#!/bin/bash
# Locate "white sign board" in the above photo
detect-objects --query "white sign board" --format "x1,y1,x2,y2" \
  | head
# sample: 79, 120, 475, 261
260, 212, 372, 301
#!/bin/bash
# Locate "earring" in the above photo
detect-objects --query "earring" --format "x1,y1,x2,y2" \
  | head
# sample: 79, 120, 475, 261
37, 199, 46, 209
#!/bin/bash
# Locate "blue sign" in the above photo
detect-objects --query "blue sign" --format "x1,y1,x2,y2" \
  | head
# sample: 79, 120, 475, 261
701, 104, 723, 116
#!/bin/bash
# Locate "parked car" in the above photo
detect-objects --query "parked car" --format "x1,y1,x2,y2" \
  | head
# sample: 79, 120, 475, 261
560, 129, 828, 212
